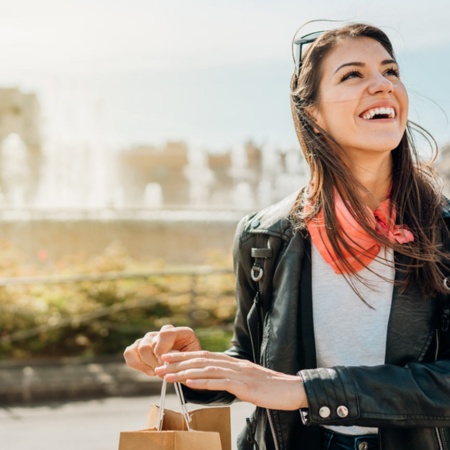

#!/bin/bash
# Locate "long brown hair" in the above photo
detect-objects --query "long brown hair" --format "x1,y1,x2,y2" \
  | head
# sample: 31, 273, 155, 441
290, 23, 449, 297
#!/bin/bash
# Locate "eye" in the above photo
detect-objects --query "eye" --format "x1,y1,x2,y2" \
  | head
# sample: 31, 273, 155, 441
384, 66, 400, 78
340, 70, 362, 82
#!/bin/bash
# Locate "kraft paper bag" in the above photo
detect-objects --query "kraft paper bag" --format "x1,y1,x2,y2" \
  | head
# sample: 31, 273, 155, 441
147, 403, 231, 450
118, 381, 228, 450
118, 430, 222, 450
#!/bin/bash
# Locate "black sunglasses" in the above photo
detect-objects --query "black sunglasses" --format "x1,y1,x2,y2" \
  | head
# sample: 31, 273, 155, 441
292, 30, 324, 77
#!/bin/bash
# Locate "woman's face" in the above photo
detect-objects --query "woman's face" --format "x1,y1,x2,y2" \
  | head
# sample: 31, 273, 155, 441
310, 36, 408, 159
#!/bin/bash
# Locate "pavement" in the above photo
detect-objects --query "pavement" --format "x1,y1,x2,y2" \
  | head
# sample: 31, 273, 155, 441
0, 355, 162, 405
0, 356, 255, 450
0, 394, 255, 450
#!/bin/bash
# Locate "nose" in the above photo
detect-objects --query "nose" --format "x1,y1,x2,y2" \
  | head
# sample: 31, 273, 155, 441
367, 72, 394, 95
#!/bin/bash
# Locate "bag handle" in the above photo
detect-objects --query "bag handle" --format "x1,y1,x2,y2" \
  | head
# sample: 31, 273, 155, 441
157, 378, 192, 431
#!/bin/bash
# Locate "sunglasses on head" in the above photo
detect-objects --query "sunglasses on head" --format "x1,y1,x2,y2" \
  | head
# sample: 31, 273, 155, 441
292, 30, 324, 77
291, 19, 350, 77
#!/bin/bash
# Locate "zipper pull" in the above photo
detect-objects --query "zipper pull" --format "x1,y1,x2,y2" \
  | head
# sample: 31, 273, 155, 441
246, 417, 256, 444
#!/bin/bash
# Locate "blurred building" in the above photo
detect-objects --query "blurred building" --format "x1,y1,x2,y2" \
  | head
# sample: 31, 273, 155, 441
119, 141, 190, 208
117, 140, 308, 210
0, 87, 309, 212
207, 151, 233, 206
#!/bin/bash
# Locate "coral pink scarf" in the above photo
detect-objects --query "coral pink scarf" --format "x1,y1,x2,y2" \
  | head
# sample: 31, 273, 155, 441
305, 191, 414, 274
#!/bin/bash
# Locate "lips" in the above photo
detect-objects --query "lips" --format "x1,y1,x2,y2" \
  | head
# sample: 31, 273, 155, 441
361, 106, 396, 120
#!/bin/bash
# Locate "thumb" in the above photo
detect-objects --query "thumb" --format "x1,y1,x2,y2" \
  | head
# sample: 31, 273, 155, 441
153, 326, 200, 357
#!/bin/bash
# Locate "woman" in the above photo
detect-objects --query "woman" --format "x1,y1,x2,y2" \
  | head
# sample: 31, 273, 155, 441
124, 23, 450, 450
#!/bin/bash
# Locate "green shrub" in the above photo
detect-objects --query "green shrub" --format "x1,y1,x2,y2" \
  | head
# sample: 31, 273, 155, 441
0, 245, 236, 360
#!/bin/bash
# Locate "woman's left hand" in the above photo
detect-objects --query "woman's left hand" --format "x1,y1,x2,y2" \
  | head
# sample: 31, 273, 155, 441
154, 351, 308, 411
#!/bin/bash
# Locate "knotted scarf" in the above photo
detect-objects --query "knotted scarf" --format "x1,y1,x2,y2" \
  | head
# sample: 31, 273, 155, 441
305, 190, 414, 274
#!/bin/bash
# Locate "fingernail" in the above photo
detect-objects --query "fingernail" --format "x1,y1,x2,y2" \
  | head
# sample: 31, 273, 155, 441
145, 369, 155, 376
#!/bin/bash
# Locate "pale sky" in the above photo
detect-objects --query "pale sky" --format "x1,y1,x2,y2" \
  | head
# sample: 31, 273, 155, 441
0, 0, 449, 150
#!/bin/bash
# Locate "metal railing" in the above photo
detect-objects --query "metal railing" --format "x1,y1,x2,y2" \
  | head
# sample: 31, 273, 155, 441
0, 267, 232, 286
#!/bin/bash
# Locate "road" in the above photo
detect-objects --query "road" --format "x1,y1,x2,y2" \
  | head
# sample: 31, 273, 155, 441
0, 395, 255, 450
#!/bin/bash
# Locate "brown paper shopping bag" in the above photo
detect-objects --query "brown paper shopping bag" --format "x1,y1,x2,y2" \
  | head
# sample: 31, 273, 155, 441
118, 430, 221, 450
118, 380, 229, 450
147, 396, 232, 450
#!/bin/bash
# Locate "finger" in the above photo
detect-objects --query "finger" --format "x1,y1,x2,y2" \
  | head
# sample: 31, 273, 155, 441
157, 352, 239, 376
152, 326, 178, 358
137, 333, 162, 368
123, 339, 155, 376
163, 366, 239, 384
155, 356, 248, 378
136, 328, 181, 367
185, 377, 245, 395
161, 350, 234, 364
154, 326, 200, 356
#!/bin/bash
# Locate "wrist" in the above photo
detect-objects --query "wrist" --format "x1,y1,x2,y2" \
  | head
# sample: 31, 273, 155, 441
285, 374, 308, 410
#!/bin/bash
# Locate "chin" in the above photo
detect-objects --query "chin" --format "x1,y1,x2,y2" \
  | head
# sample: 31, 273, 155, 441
358, 135, 403, 153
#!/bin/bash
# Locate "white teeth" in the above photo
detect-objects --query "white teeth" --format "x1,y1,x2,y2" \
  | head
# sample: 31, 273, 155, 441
361, 107, 396, 120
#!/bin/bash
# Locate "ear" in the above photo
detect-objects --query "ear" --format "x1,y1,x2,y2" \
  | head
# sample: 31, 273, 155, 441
305, 105, 324, 134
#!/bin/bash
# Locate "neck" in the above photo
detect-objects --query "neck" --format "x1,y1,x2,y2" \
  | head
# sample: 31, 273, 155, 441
346, 151, 393, 210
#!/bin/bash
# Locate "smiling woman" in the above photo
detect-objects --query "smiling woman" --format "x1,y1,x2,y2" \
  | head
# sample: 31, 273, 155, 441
124, 22, 450, 450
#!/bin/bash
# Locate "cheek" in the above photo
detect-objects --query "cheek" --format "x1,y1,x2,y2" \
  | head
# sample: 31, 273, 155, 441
396, 83, 409, 120
402, 93, 409, 124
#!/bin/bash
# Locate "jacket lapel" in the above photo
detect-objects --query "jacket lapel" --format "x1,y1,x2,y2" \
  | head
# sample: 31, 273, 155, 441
385, 256, 438, 365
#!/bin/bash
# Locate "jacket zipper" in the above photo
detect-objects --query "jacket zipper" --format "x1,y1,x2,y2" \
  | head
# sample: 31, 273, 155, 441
435, 427, 444, 450
435, 320, 445, 450
266, 409, 281, 450
261, 346, 281, 450
433, 330, 444, 449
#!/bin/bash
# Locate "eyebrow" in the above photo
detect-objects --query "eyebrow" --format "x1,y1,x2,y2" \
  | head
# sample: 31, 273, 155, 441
333, 59, 397, 75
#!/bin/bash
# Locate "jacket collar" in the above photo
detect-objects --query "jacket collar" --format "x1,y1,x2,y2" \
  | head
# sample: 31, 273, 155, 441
245, 190, 301, 240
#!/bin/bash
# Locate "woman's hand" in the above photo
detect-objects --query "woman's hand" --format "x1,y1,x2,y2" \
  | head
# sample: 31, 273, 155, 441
123, 325, 201, 376
155, 351, 308, 411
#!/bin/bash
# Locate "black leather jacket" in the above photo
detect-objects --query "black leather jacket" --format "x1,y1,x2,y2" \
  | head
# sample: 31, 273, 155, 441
184, 191, 450, 450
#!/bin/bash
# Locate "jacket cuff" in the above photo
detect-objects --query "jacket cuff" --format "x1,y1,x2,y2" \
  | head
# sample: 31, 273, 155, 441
298, 367, 360, 425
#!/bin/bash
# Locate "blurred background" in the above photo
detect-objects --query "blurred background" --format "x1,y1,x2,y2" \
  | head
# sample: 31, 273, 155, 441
1, 0, 450, 448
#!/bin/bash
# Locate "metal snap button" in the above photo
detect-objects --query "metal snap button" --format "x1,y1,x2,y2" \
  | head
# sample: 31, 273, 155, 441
444, 277, 450, 291
336, 405, 348, 418
251, 219, 260, 228
358, 441, 368, 450
318, 406, 331, 418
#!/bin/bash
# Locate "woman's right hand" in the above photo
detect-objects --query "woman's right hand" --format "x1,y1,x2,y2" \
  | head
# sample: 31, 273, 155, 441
123, 324, 201, 376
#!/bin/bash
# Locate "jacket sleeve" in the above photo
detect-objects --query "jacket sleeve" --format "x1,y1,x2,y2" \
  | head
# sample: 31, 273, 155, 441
299, 326, 450, 428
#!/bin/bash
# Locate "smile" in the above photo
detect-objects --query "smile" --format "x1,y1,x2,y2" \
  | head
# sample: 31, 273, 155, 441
361, 107, 396, 120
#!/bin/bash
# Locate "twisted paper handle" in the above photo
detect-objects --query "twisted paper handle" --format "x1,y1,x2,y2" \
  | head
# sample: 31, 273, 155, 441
157, 378, 192, 431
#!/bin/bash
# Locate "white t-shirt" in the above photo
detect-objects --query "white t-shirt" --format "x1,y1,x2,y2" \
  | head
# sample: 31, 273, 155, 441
311, 242, 395, 435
